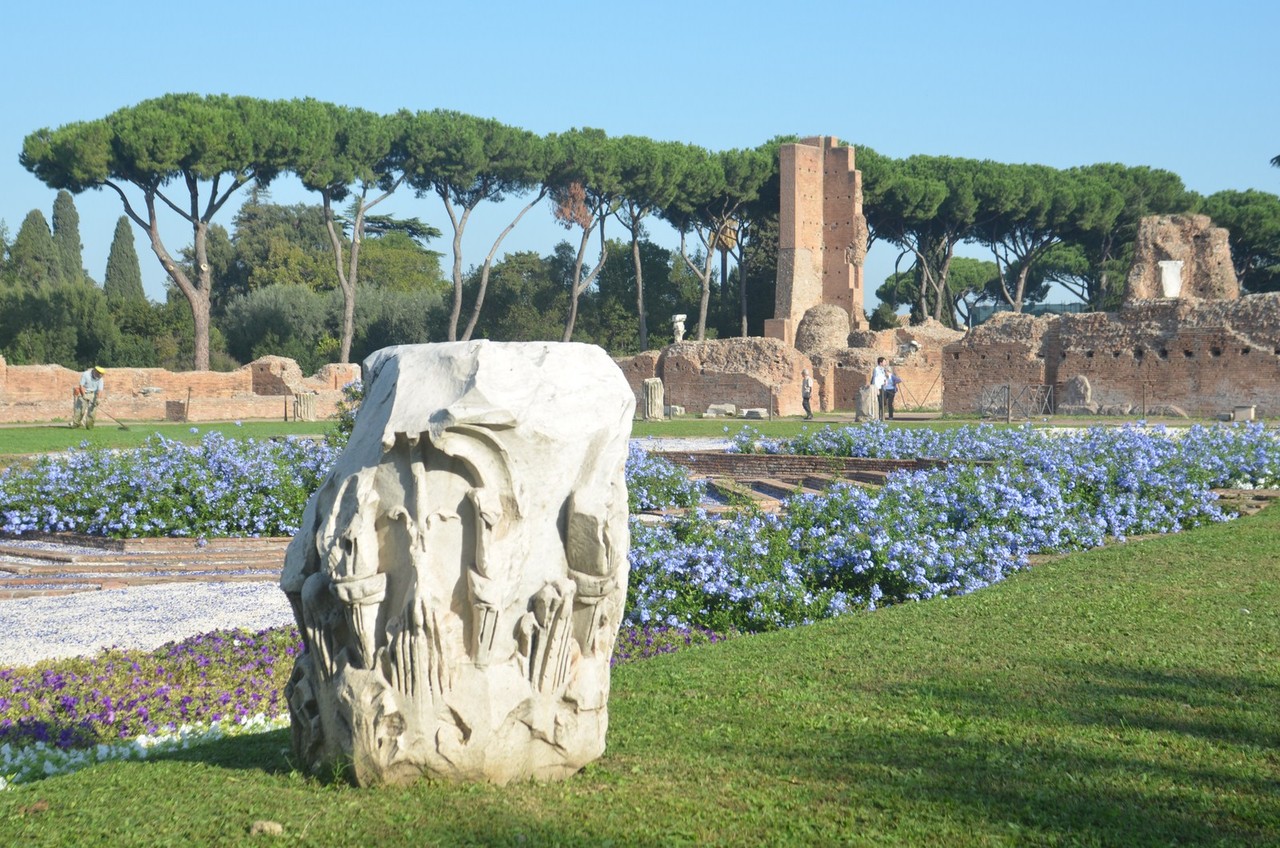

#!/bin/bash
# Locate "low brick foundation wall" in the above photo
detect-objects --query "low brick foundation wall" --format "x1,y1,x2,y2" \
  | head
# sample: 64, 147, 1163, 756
653, 450, 951, 479
0, 355, 359, 424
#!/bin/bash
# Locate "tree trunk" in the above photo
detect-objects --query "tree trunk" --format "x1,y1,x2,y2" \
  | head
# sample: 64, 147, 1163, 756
461, 189, 546, 342
323, 195, 357, 364
561, 218, 608, 343
189, 290, 212, 371
442, 195, 467, 343
561, 227, 591, 342
145, 213, 210, 370
736, 245, 748, 337
678, 230, 716, 341
632, 234, 648, 351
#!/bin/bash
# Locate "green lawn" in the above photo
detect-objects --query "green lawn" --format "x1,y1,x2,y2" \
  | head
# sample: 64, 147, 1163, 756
0, 421, 329, 459
3, 505, 1276, 845
0, 413, 1226, 460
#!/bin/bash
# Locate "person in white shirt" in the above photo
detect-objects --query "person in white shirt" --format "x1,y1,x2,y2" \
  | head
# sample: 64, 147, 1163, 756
72, 366, 106, 429
870, 357, 889, 420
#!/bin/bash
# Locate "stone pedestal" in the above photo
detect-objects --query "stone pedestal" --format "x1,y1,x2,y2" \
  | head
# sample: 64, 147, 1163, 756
281, 341, 634, 786
642, 378, 664, 420
1158, 260, 1184, 298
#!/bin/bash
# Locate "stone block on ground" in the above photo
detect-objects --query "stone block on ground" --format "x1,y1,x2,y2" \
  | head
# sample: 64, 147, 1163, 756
1057, 403, 1101, 416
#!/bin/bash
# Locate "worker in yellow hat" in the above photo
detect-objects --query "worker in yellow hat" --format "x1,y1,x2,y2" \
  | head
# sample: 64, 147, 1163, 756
71, 366, 106, 429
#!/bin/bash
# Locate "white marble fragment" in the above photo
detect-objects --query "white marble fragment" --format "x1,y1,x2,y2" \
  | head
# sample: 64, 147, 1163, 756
281, 341, 634, 785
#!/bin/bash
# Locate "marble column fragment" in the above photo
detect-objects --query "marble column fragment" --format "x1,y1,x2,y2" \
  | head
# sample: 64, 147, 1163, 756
281, 341, 634, 786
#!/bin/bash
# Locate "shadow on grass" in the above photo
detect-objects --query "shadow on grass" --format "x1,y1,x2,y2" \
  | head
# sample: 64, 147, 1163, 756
745, 659, 1280, 846
147, 726, 298, 778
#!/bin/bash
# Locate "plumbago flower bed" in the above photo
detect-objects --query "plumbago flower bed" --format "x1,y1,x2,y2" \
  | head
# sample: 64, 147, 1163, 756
1, 423, 1277, 787
626, 421, 1280, 632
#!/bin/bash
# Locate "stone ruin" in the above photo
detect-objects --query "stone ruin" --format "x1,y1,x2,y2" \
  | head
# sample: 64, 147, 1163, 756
617, 319, 961, 420
613, 135, 966, 419
281, 341, 634, 786
943, 214, 1280, 418
1124, 214, 1239, 304
765, 136, 868, 345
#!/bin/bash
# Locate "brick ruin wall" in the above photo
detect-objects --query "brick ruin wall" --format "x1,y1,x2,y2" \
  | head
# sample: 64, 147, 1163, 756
0, 355, 361, 424
942, 293, 1280, 418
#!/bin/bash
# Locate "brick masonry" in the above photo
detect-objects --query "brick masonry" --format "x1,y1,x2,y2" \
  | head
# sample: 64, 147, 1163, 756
0, 355, 360, 424
942, 294, 1280, 417
653, 450, 951, 479
765, 136, 868, 344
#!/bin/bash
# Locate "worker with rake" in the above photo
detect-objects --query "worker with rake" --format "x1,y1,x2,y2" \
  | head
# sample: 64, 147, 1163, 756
71, 365, 106, 429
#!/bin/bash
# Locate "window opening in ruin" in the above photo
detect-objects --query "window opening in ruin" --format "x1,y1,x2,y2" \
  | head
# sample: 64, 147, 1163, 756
1158, 348, 1169, 360
1210, 347, 1222, 357
1133, 348, 1144, 361
1184, 350, 1194, 358
1112, 351, 1122, 358
1085, 351, 1095, 359
1241, 347, 1250, 356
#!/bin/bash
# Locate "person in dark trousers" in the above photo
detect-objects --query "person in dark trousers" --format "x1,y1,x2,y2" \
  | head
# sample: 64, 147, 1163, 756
882, 369, 903, 420
801, 369, 814, 420
871, 357, 889, 420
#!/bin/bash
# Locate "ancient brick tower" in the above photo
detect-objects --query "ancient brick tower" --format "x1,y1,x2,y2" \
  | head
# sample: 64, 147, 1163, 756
764, 136, 868, 345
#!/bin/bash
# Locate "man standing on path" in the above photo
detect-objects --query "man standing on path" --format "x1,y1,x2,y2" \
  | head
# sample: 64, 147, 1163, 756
801, 369, 814, 420
883, 369, 903, 420
71, 366, 105, 429
871, 357, 889, 420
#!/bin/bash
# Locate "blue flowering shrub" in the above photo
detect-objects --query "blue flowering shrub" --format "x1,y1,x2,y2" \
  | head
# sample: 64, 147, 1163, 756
0, 432, 338, 538
631, 422, 1280, 633
324, 380, 364, 450
626, 443, 705, 512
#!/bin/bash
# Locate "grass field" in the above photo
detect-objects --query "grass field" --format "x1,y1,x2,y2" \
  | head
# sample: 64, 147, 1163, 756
0, 421, 329, 459
2, 501, 1276, 845
0, 413, 1226, 460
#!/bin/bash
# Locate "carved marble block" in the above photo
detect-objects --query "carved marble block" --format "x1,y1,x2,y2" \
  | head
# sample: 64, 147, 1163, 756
281, 341, 634, 786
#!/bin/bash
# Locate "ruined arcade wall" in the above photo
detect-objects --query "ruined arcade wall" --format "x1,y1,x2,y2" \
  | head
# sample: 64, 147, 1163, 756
0, 356, 361, 424
942, 294, 1280, 417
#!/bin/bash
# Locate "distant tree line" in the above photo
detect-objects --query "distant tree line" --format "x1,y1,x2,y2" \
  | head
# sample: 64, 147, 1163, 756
6, 94, 1279, 369
862, 153, 1280, 330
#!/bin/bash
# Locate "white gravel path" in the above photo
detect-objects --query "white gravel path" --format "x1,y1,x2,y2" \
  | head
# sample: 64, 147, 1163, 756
0, 437, 730, 668
0, 582, 295, 668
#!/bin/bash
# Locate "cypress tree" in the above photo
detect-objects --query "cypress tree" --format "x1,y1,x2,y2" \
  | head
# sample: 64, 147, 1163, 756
8, 209, 62, 290
104, 216, 146, 304
51, 190, 84, 285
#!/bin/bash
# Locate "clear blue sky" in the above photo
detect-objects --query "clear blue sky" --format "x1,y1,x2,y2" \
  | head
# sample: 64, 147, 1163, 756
3, 0, 1277, 309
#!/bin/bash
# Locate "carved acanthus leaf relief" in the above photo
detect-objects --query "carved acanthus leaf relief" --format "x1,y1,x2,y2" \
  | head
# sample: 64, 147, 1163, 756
281, 341, 633, 785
